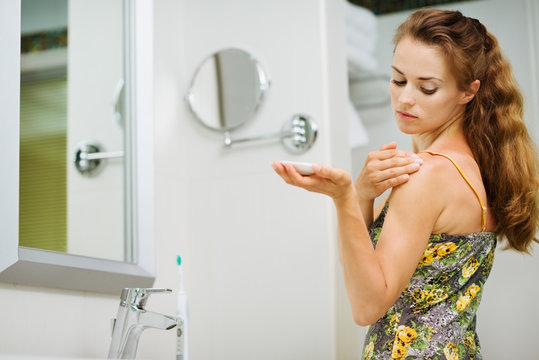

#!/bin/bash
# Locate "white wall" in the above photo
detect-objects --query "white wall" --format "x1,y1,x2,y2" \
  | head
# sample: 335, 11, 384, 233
0, 0, 355, 359
350, 1, 539, 359
153, 0, 354, 358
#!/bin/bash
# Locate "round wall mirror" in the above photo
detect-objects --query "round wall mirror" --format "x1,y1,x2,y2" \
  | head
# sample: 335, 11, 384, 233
185, 48, 270, 131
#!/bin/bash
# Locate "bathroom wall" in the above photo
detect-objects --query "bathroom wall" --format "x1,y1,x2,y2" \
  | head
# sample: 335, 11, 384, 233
7, 0, 537, 358
0, 0, 357, 359
350, 0, 539, 359
151, 0, 355, 358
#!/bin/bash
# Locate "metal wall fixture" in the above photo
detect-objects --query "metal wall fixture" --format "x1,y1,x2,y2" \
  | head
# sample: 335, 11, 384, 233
224, 113, 317, 154
186, 47, 318, 154
73, 140, 124, 176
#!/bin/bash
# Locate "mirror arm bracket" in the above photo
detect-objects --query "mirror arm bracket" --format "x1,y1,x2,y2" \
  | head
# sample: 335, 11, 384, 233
223, 114, 317, 154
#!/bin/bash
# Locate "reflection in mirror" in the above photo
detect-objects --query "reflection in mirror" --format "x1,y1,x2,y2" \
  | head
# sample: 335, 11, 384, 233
1, 0, 154, 294
19, 0, 69, 253
186, 48, 270, 132
19, 0, 126, 262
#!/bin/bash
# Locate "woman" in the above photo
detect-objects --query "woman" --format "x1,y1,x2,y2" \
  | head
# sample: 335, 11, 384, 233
272, 9, 538, 359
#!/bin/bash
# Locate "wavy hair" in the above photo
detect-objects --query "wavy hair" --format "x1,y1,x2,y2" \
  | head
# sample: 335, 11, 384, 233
394, 9, 539, 252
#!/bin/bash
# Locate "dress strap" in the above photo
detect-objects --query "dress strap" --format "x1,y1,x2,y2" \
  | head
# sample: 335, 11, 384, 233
421, 151, 487, 232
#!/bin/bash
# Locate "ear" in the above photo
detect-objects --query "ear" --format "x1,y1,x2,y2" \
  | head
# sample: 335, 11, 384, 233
459, 80, 480, 104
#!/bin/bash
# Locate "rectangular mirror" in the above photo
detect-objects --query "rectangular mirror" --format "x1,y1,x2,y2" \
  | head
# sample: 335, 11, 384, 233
0, 0, 155, 294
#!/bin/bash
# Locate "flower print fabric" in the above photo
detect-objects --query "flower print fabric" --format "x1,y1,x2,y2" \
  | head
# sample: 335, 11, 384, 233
361, 202, 496, 360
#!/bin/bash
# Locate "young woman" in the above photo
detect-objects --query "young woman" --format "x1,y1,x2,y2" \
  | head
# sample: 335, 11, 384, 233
272, 9, 538, 359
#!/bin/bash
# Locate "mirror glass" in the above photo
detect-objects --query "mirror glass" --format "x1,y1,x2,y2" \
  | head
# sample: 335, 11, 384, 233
19, 0, 126, 262
186, 48, 270, 131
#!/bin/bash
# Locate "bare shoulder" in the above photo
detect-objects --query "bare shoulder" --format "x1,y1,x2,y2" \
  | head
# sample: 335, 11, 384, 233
391, 152, 448, 199
414, 151, 485, 194
385, 152, 459, 228
392, 150, 487, 234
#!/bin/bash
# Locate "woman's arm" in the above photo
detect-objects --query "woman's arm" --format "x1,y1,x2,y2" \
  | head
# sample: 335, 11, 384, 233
272, 155, 441, 325
354, 142, 422, 226
340, 162, 441, 324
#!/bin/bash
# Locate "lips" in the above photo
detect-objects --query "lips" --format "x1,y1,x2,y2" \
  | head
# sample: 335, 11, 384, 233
397, 110, 417, 120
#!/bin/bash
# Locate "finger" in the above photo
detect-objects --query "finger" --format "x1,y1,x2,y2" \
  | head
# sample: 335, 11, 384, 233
379, 142, 417, 159
271, 162, 293, 183
364, 155, 421, 179
380, 142, 397, 151
378, 155, 422, 170
271, 161, 287, 176
281, 162, 316, 186
378, 173, 412, 189
373, 161, 421, 183
376, 148, 421, 161
312, 164, 352, 186
272, 161, 306, 185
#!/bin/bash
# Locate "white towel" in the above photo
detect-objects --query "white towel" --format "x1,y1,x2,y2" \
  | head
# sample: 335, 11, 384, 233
345, 3, 379, 75
349, 75, 391, 114
348, 98, 369, 148
346, 27, 376, 58
345, 2, 377, 40
347, 43, 378, 74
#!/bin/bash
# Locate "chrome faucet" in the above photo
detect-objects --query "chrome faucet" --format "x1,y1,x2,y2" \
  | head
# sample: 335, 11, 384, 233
108, 288, 178, 359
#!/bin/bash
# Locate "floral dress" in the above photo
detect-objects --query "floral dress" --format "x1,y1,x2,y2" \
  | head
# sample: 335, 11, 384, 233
362, 152, 497, 360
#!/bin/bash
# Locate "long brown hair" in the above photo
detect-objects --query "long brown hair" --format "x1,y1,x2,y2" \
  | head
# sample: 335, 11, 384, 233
394, 9, 539, 252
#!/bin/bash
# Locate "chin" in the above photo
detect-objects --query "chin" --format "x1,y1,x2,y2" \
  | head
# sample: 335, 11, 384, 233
395, 121, 417, 135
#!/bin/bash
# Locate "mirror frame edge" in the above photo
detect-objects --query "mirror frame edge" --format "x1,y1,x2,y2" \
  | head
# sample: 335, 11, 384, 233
0, 0, 21, 276
0, 0, 156, 295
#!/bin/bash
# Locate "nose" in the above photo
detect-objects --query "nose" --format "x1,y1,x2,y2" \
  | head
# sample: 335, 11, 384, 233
397, 84, 415, 106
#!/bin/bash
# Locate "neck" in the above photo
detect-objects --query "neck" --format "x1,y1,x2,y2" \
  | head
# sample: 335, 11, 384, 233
411, 117, 464, 153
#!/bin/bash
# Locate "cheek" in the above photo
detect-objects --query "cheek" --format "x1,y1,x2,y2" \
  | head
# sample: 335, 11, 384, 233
418, 99, 441, 123
389, 86, 400, 106
420, 97, 461, 127
423, 96, 453, 117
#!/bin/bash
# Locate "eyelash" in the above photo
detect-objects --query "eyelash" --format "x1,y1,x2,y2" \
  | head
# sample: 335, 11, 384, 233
391, 79, 437, 95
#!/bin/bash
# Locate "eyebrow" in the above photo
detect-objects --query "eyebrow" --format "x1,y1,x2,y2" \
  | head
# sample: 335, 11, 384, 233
392, 66, 444, 82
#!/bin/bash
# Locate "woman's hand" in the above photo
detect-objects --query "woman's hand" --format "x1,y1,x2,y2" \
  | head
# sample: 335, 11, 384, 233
355, 142, 422, 202
271, 161, 355, 202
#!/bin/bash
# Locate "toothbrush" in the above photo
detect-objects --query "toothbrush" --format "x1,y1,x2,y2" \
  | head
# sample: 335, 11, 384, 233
176, 255, 189, 360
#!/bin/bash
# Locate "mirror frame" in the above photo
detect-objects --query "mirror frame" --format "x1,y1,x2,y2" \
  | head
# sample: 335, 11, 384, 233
0, 0, 155, 294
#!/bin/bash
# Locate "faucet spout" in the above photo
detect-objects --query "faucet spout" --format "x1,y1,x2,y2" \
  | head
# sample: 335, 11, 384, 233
108, 288, 178, 359
138, 309, 178, 330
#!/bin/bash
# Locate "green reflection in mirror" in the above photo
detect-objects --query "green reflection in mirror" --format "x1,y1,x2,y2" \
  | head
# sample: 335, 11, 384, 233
19, 77, 67, 252
19, 76, 67, 252
19, 0, 68, 252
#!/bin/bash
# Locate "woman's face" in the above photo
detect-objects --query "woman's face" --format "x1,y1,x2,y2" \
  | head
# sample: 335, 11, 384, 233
390, 37, 470, 136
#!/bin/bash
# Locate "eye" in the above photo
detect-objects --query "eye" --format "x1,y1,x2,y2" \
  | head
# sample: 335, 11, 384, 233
421, 87, 437, 95
391, 79, 406, 86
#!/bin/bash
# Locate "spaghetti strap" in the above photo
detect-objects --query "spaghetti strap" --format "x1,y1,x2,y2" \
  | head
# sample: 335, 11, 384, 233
421, 151, 487, 232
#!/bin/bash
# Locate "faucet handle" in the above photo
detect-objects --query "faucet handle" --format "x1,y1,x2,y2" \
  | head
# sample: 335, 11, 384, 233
120, 288, 172, 309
